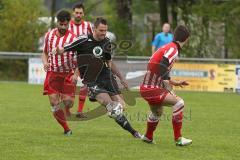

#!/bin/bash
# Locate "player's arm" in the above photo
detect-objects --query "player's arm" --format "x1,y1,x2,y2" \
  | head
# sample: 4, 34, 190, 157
104, 40, 129, 89
41, 51, 49, 72
160, 47, 188, 87
54, 37, 87, 55
70, 68, 79, 84
159, 57, 188, 87
109, 61, 129, 89
41, 33, 49, 72
169, 80, 189, 88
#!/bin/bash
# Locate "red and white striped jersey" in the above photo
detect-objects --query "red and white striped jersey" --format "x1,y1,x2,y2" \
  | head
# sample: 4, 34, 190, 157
142, 42, 180, 87
43, 28, 77, 72
68, 20, 93, 37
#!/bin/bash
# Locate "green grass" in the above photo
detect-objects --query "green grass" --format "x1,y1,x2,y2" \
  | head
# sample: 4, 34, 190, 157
0, 82, 240, 160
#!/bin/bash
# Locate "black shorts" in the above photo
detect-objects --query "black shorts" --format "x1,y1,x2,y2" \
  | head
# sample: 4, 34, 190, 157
87, 75, 121, 101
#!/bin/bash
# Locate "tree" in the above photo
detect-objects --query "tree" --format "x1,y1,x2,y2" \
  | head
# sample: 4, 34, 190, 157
186, 0, 240, 58
0, 0, 47, 52
0, 0, 47, 81
158, 0, 168, 26
116, 0, 133, 40
50, 0, 56, 29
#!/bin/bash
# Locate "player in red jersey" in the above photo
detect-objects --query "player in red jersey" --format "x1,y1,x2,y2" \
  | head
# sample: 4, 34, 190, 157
69, 3, 93, 118
42, 10, 78, 135
140, 25, 192, 146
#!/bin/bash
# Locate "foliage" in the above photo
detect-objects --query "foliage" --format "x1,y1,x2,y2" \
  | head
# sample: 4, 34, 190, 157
0, 0, 47, 52
180, 0, 240, 58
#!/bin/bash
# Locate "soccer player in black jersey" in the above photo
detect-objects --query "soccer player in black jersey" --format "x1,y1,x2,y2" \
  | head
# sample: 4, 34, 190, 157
54, 17, 142, 139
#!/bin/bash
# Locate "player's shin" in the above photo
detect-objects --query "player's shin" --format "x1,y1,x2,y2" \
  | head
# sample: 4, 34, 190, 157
145, 112, 160, 140
106, 102, 138, 136
77, 95, 86, 113
51, 104, 70, 132
63, 100, 74, 117
172, 99, 184, 141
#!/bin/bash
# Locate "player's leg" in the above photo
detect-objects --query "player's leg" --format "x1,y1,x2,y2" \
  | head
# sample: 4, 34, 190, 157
110, 94, 125, 110
62, 71, 76, 118
76, 85, 88, 118
142, 105, 163, 143
94, 92, 140, 138
111, 94, 142, 138
48, 94, 71, 135
140, 85, 169, 143
162, 93, 192, 146
44, 71, 71, 135
61, 94, 75, 118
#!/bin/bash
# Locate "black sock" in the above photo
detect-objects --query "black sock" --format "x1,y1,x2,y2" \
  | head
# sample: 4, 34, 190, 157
114, 114, 136, 135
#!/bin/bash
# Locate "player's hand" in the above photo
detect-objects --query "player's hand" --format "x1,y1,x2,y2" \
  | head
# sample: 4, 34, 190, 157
52, 46, 64, 55
52, 47, 57, 55
43, 62, 49, 72
70, 74, 78, 84
178, 80, 189, 88
120, 79, 129, 90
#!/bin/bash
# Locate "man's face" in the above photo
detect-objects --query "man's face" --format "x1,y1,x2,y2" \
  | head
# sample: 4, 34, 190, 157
162, 23, 171, 33
94, 23, 108, 40
57, 20, 69, 35
73, 8, 84, 22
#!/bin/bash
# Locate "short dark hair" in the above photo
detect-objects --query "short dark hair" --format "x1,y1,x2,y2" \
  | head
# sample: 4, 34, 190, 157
94, 17, 107, 28
73, 3, 85, 11
173, 25, 190, 42
56, 10, 71, 22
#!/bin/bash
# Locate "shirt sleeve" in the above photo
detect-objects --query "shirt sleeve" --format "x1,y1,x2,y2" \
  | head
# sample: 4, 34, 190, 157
103, 40, 112, 61
87, 22, 93, 34
43, 32, 49, 53
159, 56, 170, 78
64, 36, 87, 52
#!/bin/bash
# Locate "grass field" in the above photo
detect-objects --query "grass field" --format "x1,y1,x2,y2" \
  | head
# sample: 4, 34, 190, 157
0, 82, 240, 160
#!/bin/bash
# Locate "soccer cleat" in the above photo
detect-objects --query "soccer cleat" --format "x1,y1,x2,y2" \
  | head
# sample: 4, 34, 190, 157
133, 131, 143, 139
175, 137, 192, 146
76, 112, 87, 118
64, 130, 72, 136
141, 135, 155, 144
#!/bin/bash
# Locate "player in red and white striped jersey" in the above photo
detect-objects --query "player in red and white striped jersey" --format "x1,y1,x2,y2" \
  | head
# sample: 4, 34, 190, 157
69, 3, 93, 118
42, 10, 78, 136
140, 25, 192, 146
69, 3, 93, 37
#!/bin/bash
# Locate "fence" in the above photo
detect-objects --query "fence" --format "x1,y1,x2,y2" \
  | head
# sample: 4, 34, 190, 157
1, 51, 240, 93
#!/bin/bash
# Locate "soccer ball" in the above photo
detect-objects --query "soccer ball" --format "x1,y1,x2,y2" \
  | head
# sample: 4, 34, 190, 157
107, 102, 123, 118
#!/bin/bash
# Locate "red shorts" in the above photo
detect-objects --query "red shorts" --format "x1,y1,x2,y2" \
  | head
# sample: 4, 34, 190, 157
140, 85, 169, 105
43, 71, 76, 97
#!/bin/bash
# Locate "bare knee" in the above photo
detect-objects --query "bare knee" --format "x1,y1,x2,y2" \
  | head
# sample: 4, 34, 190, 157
156, 108, 163, 117
118, 99, 126, 110
49, 97, 59, 106
148, 112, 160, 122
63, 99, 74, 108
172, 98, 184, 115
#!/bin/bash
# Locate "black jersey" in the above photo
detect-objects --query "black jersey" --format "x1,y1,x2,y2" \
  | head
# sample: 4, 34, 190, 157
64, 34, 112, 84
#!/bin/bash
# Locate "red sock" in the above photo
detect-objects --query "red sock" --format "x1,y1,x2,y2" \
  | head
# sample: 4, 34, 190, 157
77, 96, 86, 113
53, 109, 70, 132
172, 112, 183, 141
145, 119, 159, 140
77, 87, 87, 113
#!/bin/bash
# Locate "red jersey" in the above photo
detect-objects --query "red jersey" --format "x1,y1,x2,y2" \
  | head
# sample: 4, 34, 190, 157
43, 28, 77, 72
142, 42, 180, 87
68, 20, 93, 37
